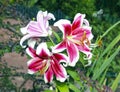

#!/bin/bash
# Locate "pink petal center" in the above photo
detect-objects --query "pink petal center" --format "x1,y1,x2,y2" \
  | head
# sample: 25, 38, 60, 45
67, 31, 90, 46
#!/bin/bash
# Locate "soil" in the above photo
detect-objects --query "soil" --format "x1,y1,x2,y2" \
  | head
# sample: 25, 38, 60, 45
0, 19, 33, 90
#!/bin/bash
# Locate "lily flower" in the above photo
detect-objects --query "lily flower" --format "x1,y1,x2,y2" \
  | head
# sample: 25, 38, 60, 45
53, 13, 93, 66
20, 11, 55, 48
26, 42, 68, 83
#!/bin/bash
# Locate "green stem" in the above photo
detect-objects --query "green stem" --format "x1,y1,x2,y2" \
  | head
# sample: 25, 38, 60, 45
48, 34, 55, 46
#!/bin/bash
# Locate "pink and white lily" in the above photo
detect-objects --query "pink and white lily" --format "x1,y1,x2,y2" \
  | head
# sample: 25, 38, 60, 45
53, 13, 93, 66
20, 11, 55, 48
26, 43, 68, 83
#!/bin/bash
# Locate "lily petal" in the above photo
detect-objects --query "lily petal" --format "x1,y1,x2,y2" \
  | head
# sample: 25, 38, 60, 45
72, 13, 85, 30
44, 66, 53, 83
27, 38, 37, 48
37, 11, 55, 34
36, 43, 50, 57
53, 53, 68, 64
37, 11, 48, 33
77, 43, 92, 59
26, 47, 37, 58
82, 26, 93, 40
63, 24, 72, 37
66, 42, 79, 66
72, 26, 93, 40
20, 34, 41, 48
27, 57, 47, 74
20, 26, 28, 34
54, 19, 71, 39
51, 61, 67, 82
47, 13, 55, 21
20, 11, 55, 48
27, 21, 43, 34
83, 19, 89, 26
27, 21, 51, 36
85, 60, 92, 67
52, 41, 66, 53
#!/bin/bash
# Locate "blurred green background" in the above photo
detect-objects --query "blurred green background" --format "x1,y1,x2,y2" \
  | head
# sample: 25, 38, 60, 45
0, 0, 120, 37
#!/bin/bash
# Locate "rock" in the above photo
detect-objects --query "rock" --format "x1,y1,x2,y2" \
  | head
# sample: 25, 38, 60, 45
1, 52, 28, 73
3, 19, 22, 25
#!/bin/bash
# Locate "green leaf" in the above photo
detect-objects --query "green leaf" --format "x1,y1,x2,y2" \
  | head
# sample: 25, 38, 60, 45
57, 82, 69, 92
9, 0, 14, 3
111, 73, 120, 91
100, 33, 120, 59
67, 70, 80, 81
92, 46, 120, 80
100, 21, 120, 39
69, 83, 80, 92
93, 33, 120, 75
99, 68, 108, 85
44, 90, 53, 92
28, 0, 38, 7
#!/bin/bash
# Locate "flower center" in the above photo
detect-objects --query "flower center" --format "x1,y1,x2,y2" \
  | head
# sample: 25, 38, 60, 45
67, 31, 90, 46
39, 59, 50, 75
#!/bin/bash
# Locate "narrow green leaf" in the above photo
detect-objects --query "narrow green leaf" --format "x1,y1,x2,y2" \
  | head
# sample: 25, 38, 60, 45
97, 33, 120, 63
101, 33, 120, 58
111, 73, 120, 91
57, 83, 69, 92
100, 68, 108, 84
100, 21, 120, 39
93, 46, 120, 80
93, 33, 120, 74
28, 0, 38, 7
69, 83, 80, 92
44, 90, 53, 92
91, 88, 98, 92
67, 70, 80, 81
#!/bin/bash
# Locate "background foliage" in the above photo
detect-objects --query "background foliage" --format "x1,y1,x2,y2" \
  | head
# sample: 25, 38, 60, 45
0, 0, 120, 92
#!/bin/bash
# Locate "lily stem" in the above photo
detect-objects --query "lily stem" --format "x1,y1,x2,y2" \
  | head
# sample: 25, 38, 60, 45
48, 34, 55, 46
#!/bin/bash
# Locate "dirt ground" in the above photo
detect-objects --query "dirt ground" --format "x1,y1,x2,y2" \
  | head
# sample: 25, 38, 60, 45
0, 19, 33, 90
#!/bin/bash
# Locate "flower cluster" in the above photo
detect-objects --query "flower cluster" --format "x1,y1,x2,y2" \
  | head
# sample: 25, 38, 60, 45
20, 11, 94, 83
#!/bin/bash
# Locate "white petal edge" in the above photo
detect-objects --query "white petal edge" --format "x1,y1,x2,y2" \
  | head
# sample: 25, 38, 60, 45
20, 26, 28, 34
27, 57, 40, 74
28, 69, 35, 74
81, 42, 93, 59
20, 33, 49, 48
67, 42, 79, 67
43, 11, 47, 17
82, 26, 93, 40
51, 41, 66, 53
20, 34, 38, 48
27, 38, 37, 48
54, 19, 71, 33
36, 42, 50, 56
85, 60, 92, 67
57, 53, 69, 67
74, 13, 85, 22
83, 19, 89, 26
56, 65, 68, 82
47, 13, 55, 20
26, 47, 35, 58
44, 73, 53, 83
